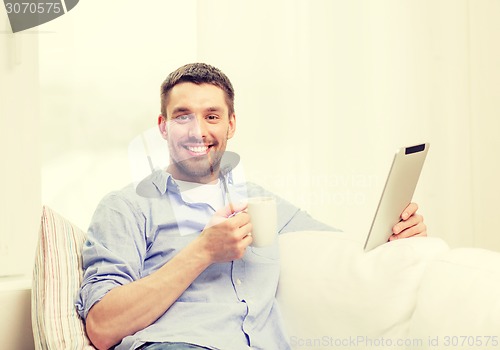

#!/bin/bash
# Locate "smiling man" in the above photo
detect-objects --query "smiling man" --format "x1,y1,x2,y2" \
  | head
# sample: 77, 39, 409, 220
158, 80, 235, 184
76, 63, 427, 350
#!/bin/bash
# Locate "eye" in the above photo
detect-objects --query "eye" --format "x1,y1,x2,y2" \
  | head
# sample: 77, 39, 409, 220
206, 115, 220, 123
173, 114, 194, 124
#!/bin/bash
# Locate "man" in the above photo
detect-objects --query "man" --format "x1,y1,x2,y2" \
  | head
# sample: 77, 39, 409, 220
76, 63, 426, 350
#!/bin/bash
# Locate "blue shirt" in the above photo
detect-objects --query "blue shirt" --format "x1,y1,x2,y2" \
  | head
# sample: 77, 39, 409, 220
76, 170, 336, 350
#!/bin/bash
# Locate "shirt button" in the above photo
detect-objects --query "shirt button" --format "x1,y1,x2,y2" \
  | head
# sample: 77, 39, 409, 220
236, 278, 242, 285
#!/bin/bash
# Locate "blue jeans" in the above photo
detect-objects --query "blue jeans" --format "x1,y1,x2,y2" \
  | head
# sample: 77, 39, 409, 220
139, 342, 211, 350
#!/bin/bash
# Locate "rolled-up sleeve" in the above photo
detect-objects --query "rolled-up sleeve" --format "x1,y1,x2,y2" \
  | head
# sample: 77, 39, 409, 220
76, 191, 147, 320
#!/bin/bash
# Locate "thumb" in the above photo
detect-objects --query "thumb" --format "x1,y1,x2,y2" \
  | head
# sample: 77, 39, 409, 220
217, 201, 248, 218
206, 202, 248, 229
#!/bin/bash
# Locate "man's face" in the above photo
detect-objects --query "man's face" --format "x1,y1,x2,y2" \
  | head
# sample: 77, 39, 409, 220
159, 82, 236, 183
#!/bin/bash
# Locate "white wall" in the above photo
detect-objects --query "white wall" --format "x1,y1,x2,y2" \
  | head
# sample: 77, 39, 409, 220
469, 0, 500, 249
39, 0, 198, 228
197, 0, 497, 250
0, 10, 38, 348
36, 0, 500, 252
0, 9, 40, 277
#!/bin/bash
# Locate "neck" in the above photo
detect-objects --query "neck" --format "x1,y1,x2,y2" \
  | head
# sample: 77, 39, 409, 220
167, 164, 220, 184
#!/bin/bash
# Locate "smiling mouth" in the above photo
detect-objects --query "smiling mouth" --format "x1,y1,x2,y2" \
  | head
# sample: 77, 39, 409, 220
184, 145, 212, 156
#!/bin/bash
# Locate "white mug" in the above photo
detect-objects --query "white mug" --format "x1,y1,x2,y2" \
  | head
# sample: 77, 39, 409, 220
246, 196, 277, 247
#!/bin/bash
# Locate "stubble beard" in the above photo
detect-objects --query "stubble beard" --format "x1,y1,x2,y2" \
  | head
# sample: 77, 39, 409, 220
169, 146, 225, 182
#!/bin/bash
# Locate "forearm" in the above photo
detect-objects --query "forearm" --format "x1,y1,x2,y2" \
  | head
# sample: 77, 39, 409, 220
85, 239, 211, 350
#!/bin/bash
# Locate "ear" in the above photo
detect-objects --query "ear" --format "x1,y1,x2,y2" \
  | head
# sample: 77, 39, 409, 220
227, 113, 236, 139
158, 115, 168, 140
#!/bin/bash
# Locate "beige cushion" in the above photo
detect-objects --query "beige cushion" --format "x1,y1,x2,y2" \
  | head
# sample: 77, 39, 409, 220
32, 206, 95, 349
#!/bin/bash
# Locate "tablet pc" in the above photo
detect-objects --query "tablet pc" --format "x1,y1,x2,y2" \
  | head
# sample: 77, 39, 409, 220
363, 143, 429, 251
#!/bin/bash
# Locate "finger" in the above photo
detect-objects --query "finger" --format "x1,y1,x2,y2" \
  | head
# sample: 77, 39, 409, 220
229, 235, 252, 260
234, 221, 253, 241
241, 231, 253, 245
231, 226, 253, 260
218, 201, 248, 218
228, 212, 251, 229
389, 230, 428, 241
209, 203, 248, 229
401, 202, 419, 220
391, 222, 427, 240
393, 214, 423, 234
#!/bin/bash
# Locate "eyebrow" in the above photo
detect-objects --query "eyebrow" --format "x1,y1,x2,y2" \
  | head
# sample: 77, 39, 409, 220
206, 106, 223, 112
171, 106, 224, 115
171, 107, 192, 115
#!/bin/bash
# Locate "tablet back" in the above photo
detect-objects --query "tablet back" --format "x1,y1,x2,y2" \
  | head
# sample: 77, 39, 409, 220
363, 143, 429, 251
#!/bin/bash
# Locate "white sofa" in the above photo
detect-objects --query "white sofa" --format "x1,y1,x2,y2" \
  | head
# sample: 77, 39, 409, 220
32, 207, 500, 349
277, 231, 500, 350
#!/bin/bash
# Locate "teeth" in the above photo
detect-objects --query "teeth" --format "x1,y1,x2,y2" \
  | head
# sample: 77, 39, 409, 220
187, 146, 209, 154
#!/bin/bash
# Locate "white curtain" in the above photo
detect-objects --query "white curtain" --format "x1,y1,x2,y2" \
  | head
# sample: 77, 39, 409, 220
37, 0, 500, 251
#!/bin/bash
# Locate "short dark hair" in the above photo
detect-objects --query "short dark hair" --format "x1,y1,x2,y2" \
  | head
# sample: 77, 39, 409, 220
160, 63, 235, 118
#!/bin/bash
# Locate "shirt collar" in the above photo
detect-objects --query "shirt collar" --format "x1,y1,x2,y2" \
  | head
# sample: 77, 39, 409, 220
150, 169, 234, 196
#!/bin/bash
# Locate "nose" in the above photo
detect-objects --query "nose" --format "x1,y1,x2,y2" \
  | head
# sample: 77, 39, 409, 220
188, 115, 208, 139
